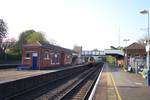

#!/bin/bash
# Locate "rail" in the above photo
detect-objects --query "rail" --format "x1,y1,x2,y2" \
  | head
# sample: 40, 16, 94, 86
59, 63, 103, 100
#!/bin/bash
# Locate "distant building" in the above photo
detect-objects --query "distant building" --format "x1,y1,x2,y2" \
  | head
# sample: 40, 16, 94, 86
73, 46, 82, 64
125, 42, 146, 72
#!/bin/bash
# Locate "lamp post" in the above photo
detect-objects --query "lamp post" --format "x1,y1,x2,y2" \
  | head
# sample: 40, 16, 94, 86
140, 9, 150, 86
123, 39, 130, 67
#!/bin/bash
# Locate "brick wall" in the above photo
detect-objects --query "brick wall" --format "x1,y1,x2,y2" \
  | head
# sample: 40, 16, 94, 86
22, 45, 73, 69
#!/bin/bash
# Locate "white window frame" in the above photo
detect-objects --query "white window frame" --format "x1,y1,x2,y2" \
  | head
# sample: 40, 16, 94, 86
44, 51, 50, 60
51, 53, 55, 65
55, 53, 60, 64
25, 51, 31, 59
65, 55, 71, 64
50, 53, 60, 65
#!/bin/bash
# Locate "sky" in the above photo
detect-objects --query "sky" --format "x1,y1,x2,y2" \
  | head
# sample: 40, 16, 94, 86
0, 0, 150, 50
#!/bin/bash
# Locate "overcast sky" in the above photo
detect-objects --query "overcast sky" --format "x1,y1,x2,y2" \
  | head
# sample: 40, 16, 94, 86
0, 0, 150, 50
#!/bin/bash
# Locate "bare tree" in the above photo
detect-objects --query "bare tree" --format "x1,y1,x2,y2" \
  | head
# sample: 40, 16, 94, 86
0, 19, 8, 57
0, 19, 8, 43
137, 35, 147, 46
1, 38, 16, 60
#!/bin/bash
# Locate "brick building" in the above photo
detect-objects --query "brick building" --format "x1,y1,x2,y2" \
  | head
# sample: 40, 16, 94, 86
22, 42, 75, 69
125, 42, 146, 71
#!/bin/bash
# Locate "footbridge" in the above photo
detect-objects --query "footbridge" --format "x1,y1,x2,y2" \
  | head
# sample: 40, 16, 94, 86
81, 49, 124, 63
104, 49, 124, 57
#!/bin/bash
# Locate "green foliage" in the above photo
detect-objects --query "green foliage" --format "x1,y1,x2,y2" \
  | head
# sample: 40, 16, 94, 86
0, 53, 21, 61
110, 45, 124, 51
117, 46, 124, 51
106, 55, 116, 63
8, 42, 21, 55
5, 29, 49, 61
18, 30, 49, 47
93, 48, 98, 51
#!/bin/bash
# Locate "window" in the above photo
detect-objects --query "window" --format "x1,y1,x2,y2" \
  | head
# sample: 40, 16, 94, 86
51, 53, 60, 64
65, 55, 71, 64
55, 54, 59, 64
44, 51, 49, 60
25, 52, 31, 59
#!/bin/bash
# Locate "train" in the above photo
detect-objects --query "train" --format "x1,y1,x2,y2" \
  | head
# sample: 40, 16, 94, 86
87, 56, 105, 67
87, 57, 96, 67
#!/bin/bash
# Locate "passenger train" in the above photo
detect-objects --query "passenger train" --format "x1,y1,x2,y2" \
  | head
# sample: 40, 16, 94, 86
87, 57, 96, 67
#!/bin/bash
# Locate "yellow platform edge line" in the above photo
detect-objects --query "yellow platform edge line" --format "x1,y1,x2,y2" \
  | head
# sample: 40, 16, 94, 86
110, 73, 122, 100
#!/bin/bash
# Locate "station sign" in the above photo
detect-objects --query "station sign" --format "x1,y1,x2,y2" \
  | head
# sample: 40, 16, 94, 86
32, 52, 38, 57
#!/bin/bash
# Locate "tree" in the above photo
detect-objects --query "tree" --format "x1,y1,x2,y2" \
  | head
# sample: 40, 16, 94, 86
93, 48, 98, 51
0, 19, 8, 56
0, 19, 8, 43
16, 30, 49, 55
0, 38, 16, 60
18, 29, 49, 48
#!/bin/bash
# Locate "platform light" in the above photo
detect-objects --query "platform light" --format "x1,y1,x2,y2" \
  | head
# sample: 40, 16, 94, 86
140, 9, 150, 86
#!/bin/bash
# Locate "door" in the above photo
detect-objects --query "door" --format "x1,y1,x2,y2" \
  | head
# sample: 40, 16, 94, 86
32, 53, 38, 70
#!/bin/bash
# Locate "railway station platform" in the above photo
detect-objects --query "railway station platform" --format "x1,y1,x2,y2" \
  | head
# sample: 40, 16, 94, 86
0, 64, 85, 84
0, 69, 56, 84
0, 64, 87, 99
93, 63, 150, 100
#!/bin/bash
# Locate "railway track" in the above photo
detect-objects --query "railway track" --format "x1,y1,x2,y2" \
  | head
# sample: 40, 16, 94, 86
35, 67, 95, 100
59, 64, 102, 100
5, 65, 90, 100
5, 63, 103, 100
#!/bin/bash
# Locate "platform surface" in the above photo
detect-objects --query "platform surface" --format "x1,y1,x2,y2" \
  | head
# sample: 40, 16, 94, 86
0, 64, 85, 84
94, 63, 150, 100
0, 69, 59, 84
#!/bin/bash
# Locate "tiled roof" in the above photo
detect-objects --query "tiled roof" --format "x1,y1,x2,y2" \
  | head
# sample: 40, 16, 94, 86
23, 41, 42, 47
23, 42, 76, 53
126, 42, 145, 50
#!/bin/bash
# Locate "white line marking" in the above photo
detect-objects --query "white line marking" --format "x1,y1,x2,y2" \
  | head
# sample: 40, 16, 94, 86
88, 64, 105, 100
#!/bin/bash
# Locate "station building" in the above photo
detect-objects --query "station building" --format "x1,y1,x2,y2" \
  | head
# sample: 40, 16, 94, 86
22, 42, 76, 69
125, 42, 146, 71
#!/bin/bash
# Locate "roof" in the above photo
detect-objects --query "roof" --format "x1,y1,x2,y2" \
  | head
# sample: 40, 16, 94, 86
23, 42, 76, 53
105, 49, 124, 56
23, 41, 42, 47
126, 42, 145, 50
42, 43, 76, 53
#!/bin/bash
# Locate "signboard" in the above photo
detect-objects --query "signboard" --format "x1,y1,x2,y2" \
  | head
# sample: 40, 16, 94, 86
32, 53, 38, 57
